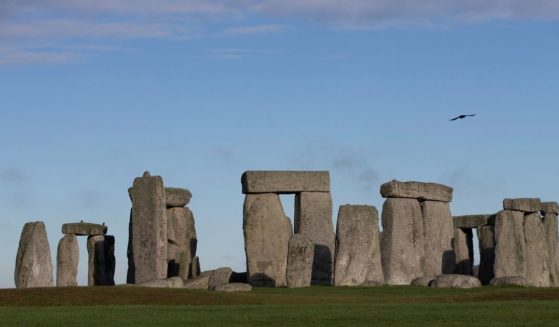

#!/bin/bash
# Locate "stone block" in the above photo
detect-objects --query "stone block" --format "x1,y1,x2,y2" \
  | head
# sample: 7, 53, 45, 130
334, 205, 384, 286
165, 187, 192, 207
87, 235, 115, 286
494, 210, 526, 278
241, 171, 330, 194
429, 274, 481, 288
214, 283, 252, 292
138, 277, 184, 288
208, 267, 233, 290
295, 192, 335, 285
56, 234, 79, 287
503, 198, 542, 213
422, 201, 455, 276
523, 212, 550, 287
380, 180, 453, 202
62, 222, 107, 236
542, 202, 559, 215
453, 228, 473, 276
166, 207, 197, 279
477, 225, 496, 285
15, 221, 53, 288
543, 208, 559, 286
286, 234, 314, 288
410, 276, 436, 286
184, 272, 211, 289
489, 276, 527, 287
453, 215, 495, 228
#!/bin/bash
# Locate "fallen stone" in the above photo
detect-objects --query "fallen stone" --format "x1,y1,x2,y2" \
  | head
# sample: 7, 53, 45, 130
429, 274, 482, 288
381, 198, 424, 285
62, 222, 107, 236
380, 180, 453, 202
334, 205, 384, 286
295, 192, 335, 285
523, 212, 550, 287
503, 198, 542, 213
167, 207, 197, 279
422, 201, 455, 276
453, 228, 473, 276
244, 193, 292, 287
453, 215, 495, 228
542, 204, 559, 286
165, 187, 192, 207
242, 171, 330, 194
138, 276, 184, 288
494, 210, 527, 278
542, 202, 559, 215
286, 234, 314, 288
128, 171, 168, 284
15, 221, 53, 288
87, 235, 116, 286
208, 267, 233, 290
184, 272, 211, 289
410, 276, 436, 287
214, 283, 252, 292
56, 234, 79, 287
489, 276, 527, 287
477, 225, 496, 285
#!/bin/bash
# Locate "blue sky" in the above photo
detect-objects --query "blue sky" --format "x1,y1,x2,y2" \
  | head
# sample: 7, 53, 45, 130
1, 1, 559, 288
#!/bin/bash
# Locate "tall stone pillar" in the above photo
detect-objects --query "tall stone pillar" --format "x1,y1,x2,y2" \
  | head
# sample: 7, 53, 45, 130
477, 225, 495, 285
494, 209, 527, 278
542, 202, 559, 287
56, 234, 79, 287
88, 235, 115, 286
523, 212, 550, 287
422, 201, 455, 275
15, 221, 53, 288
453, 228, 473, 276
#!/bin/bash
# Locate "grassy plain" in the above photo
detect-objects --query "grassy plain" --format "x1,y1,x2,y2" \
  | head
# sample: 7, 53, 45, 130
1, 286, 559, 326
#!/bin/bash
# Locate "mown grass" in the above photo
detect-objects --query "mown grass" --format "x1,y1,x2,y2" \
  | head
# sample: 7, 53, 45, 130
1, 286, 559, 326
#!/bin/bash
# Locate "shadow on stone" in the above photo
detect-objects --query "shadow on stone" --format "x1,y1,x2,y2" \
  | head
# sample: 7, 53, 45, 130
312, 244, 333, 285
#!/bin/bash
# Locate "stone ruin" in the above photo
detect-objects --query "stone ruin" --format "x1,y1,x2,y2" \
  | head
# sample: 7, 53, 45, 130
15, 222, 53, 288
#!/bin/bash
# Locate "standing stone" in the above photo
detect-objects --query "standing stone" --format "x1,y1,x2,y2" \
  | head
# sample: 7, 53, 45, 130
453, 228, 473, 276
381, 198, 424, 285
286, 234, 314, 288
56, 234, 79, 287
128, 171, 168, 284
523, 212, 550, 287
88, 235, 115, 286
477, 225, 496, 285
494, 210, 526, 278
243, 193, 292, 287
166, 207, 197, 279
421, 201, 455, 275
542, 202, 559, 286
15, 221, 53, 288
295, 192, 335, 285
334, 205, 384, 286
188, 256, 201, 279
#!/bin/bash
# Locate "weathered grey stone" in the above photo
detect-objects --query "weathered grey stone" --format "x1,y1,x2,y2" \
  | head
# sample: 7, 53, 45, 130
138, 277, 184, 288
410, 276, 436, 287
166, 207, 197, 279
62, 222, 107, 236
429, 274, 482, 288
494, 210, 526, 278
542, 204, 559, 286
542, 202, 559, 215
286, 234, 314, 288
422, 201, 455, 276
381, 198, 424, 285
453, 215, 495, 228
334, 205, 384, 286
523, 213, 550, 287
128, 171, 168, 284
242, 171, 330, 194
295, 192, 335, 285
165, 187, 192, 207
208, 267, 233, 290
56, 234, 79, 287
189, 256, 201, 279
477, 225, 496, 285
453, 228, 473, 276
214, 283, 252, 292
489, 276, 527, 287
380, 180, 453, 202
244, 193, 292, 287
87, 235, 115, 286
503, 198, 542, 213
184, 272, 211, 289
15, 221, 53, 288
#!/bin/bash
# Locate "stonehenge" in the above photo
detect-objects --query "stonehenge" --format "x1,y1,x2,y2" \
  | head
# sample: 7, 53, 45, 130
286, 234, 314, 288
15, 221, 53, 288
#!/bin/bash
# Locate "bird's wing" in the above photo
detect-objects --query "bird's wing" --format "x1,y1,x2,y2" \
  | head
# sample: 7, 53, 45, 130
449, 116, 460, 121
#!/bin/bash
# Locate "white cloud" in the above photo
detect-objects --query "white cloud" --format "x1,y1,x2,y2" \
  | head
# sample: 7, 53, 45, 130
221, 24, 290, 36
0, 48, 76, 65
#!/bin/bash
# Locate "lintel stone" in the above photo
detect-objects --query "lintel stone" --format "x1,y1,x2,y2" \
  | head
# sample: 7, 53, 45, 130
380, 180, 453, 202
62, 222, 107, 236
453, 215, 496, 228
503, 198, 542, 213
241, 171, 330, 194
542, 202, 559, 215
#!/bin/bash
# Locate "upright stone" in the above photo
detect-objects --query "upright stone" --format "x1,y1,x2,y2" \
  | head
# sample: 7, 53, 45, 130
167, 207, 197, 279
128, 171, 168, 284
243, 193, 292, 287
523, 212, 550, 287
88, 235, 115, 286
542, 202, 559, 286
494, 210, 526, 278
14, 221, 53, 288
422, 201, 455, 275
334, 205, 384, 286
56, 234, 79, 287
453, 228, 473, 276
381, 198, 424, 285
295, 192, 335, 285
477, 225, 496, 285
286, 234, 314, 288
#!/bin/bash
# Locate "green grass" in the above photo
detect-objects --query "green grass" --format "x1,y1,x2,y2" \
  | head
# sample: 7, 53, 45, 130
1, 286, 559, 326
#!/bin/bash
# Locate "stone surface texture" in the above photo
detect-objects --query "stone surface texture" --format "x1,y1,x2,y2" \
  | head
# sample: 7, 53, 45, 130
243, 193, 292, 287
165, 187, 192, 207
489, 276, 527, 287
453, 228, 473, 276
453, 215, 495, 228
422, 201, 455, 276
477, 225, 496, 285
295, 191, 335, 285
523, 212, 550, 287
429, 274, 482, 288
542, 205, 559, 287
183, 272, 211, 289
503, 198, 542, 213
494, 210, 527, 278
410, 276, 436, 287
334, 205, 384, 286
208, 267, 233, 290
214, 283, 252, 292
166, 207, 197, 279
128, 171, 168, 284
380, 180, 453, 202
242, 171, 330, 194
56, 234, 79, 287
15, 221, 53, 288
62, 223, 107, 236
87, 235, 116, 286
138, 277, 184, 288
286, 234, 314, 288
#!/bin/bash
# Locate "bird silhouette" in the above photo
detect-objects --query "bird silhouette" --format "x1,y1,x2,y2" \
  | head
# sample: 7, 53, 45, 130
450, 114, 476, 121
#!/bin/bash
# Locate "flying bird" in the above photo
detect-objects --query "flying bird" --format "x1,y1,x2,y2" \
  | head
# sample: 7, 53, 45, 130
449, 114, 476, 121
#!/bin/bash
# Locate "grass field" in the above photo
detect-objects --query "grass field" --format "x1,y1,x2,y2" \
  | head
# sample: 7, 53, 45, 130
1, 286, 559, 326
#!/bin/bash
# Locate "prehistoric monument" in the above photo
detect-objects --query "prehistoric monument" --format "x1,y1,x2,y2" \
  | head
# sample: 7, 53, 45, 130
13, 170, 559, 290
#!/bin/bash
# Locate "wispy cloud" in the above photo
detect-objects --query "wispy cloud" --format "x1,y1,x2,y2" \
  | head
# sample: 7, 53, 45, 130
0, 167, 28, 184
0, 47, 77, 65
221, 24, 290, 36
